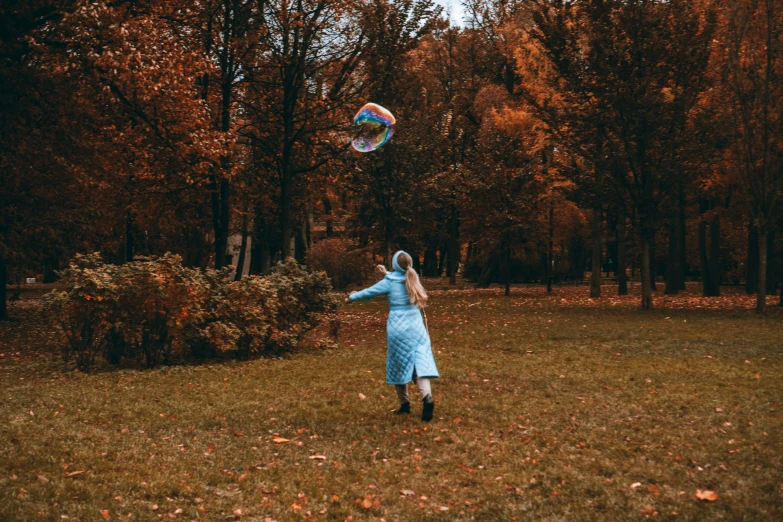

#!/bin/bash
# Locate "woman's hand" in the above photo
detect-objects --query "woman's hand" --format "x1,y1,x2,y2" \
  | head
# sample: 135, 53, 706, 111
345, 291, 357, 304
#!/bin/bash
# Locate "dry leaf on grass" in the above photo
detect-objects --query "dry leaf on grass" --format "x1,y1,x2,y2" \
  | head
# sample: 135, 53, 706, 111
695, 489, 718, 501
100, 510, 109, 519
271, 436, 289, 444
400, 489, 415, 496
355, 494, 381, 509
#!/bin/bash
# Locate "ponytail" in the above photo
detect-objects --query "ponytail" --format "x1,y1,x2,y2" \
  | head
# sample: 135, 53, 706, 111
405, 266, 428, 308
395, 251, 428, 307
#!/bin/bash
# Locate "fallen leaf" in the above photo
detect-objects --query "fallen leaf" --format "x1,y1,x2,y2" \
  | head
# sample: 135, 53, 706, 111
233, 508, 243, 515
238, 473, 248, 482
358, 393, 367, 400
641, 505, 657, 516
65, 470, 85, 477
272, 436, 289, 444
400, 489, 415, 496
355, 494, 380, 510
631, 482, 642, 489
100, 510, 109, 519
37, 475, 49, 484
308, 455, 327, 460
647, 485, 660, 496
695, 489, 718, 501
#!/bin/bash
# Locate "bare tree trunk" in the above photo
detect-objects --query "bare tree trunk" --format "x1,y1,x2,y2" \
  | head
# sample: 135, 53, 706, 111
665, 208, 680, 295
708, 213, 721, 296
0, 256, 7, 321
758, 228, 768, 313
747, 222, 759, 293
699, 213, 710, 296
617, 202, 628, 295
649, 236, 657, 291
641, 229, 653, 309
438, 245, 447, 277
322, 197, 333, 238
280, 165, 293, 259
234, 211, 249, 281
547, 197, 554, 293
765, 231, 776, 293
503, 244, 511, 296
590, 209, 601, 298
423, 242, 438, 277
677, 185, 687, 290
306, 211, 314, 248
124, 211, 134, 263
448, 205, 459, 286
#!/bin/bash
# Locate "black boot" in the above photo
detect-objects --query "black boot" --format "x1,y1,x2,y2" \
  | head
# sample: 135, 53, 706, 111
395, 402, 411, 415
421, 395, 434, 422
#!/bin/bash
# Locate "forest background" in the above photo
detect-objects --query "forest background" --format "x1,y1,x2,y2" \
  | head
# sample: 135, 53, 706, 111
2, 0, 782, 315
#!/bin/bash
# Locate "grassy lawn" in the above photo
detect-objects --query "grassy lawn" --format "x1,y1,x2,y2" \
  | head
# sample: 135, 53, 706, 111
1, 285, 782, 521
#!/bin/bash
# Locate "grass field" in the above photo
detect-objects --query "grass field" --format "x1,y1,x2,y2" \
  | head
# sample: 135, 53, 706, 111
1, 284, 782, 521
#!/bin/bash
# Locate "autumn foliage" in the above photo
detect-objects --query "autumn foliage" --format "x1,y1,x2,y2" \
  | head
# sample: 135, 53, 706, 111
1, 0, 781, 317
43, 254, 337, 371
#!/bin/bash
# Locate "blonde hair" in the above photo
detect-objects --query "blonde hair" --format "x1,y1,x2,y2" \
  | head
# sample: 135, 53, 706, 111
396, 253, 428, 307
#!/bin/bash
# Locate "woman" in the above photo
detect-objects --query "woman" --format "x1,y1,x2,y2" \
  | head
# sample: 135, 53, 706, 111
346, 251, 439, 421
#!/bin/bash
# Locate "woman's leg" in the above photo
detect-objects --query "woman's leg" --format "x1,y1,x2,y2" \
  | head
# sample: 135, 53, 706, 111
413, 368, 434, 421
394, 384, 410, 414
395, 384, 409, 404
415, 377, 432, 402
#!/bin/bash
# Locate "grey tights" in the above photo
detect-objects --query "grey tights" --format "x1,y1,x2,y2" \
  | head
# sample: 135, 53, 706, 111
395, 370, 432, 404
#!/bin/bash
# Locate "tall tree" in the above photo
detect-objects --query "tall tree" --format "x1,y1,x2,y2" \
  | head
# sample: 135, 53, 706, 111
244, 0, 367, 259
519, 0, 716, 309
718, 0, 783, 313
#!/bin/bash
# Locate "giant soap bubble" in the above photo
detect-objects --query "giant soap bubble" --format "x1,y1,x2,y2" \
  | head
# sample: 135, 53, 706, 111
351, 103, 396, 152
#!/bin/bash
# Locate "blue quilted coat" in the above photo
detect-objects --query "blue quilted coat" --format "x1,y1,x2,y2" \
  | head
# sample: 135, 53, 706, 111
348, 251, 440, 385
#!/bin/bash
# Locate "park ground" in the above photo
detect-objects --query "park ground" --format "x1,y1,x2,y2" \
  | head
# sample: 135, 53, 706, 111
1, 283, 782, 521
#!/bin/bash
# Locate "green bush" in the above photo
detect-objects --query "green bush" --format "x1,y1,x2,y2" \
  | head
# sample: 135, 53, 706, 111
44, 254, 337, 371
203, 276, 278, 359
306, 238, 372, 290
43, 254, 119, 371
264, 259, 340, 354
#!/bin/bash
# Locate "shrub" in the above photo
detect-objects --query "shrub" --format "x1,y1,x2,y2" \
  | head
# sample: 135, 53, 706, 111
108, 254, 211, 368
306, 238, 372, 290
203, 276, 278, 359
43, 254, 119, 371
44, 254, 337, 370
264, 259, 340, 353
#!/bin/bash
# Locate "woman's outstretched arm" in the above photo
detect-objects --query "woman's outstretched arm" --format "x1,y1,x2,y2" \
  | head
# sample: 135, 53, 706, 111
347, 278, 391, 303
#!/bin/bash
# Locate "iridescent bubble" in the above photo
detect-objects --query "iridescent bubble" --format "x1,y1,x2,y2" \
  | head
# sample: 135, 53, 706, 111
351, 103, 396, 152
